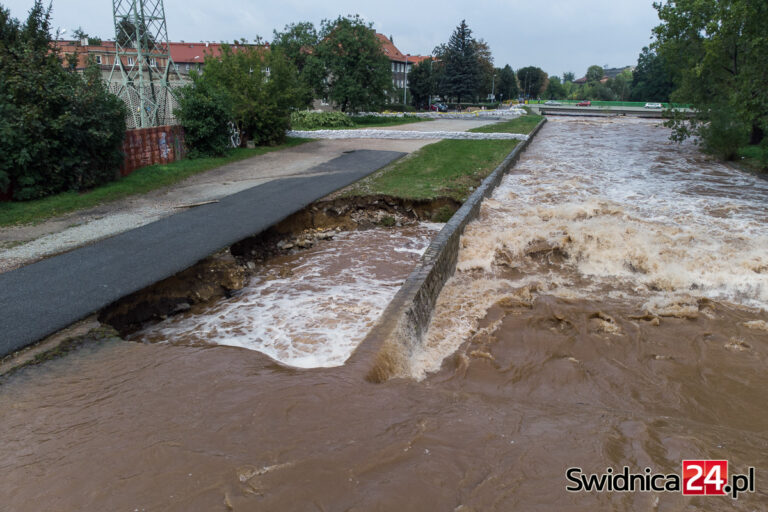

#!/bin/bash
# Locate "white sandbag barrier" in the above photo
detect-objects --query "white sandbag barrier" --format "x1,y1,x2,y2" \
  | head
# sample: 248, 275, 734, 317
353, 109, 528, 120
286, 129, 529, 141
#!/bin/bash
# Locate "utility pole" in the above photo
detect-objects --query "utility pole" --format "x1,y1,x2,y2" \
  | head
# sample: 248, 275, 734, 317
109, 0, 181, 128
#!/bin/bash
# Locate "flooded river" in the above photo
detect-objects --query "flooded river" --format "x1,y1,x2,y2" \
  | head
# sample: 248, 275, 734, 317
2, 117, 767, 511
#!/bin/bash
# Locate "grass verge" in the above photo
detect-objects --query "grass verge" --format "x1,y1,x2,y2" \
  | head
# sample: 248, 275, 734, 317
737, 144, 768, 173
0, 138, 310, 227
342, 115, 543, 202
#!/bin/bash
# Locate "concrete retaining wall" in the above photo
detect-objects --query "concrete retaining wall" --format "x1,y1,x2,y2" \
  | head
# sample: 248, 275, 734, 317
345, 118, 547, 382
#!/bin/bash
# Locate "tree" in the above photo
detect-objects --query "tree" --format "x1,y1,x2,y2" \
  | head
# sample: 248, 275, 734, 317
629, 47, 673, 102
192, 44, 304, 146
608, 69, 633, 101
653, 0, 768, 152
175, 78, 232, 157
316, 15, 391, 112
0, 1, 126, 200
563, 71, 575, 82
585, 65, 604, 83
497, 64, 519, 101
408, 60, 435, 107
474, 39, 494, 100
516, 66, 547, 98
544, 75, 566, 99
272, 22, 324, 105
440, 20, 480, 104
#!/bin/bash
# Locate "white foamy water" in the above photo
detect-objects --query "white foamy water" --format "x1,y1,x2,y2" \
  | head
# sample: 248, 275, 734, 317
134, 225, 441, 367
412, 116, 768, 378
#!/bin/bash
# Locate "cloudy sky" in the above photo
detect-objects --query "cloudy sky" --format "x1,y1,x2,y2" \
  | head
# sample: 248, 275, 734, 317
4, 0, 660, 77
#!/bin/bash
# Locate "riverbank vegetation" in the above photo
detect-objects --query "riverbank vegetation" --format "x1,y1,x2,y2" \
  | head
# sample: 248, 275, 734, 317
340, 115, 543, 208
651, 0, 767, 168
0, 139, 309, 227
0, 2, 126, 201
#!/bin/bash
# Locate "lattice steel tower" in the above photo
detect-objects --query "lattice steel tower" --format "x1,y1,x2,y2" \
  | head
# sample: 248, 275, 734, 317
109, 0, 181, 128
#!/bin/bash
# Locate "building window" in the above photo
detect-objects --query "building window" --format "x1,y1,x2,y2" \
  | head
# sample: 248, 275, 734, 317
127, 56, 134, 66
391, 62, 395, 71
95, 55, 102, 64
185, 64, 190, 71
150, 57, 157, 67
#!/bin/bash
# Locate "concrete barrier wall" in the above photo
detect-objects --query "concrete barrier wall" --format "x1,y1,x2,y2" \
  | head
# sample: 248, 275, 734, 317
346, 118, 547, 382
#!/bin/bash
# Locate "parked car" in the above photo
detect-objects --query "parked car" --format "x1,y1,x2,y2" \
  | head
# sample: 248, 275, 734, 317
644, 102, 663, 109
544, 100, 561, 106
429, 103, 448, 112
576, 100, 591, 107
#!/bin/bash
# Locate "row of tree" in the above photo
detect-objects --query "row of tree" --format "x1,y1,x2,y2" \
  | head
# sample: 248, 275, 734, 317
652, 0, 767, 160
0, 1, 126, 201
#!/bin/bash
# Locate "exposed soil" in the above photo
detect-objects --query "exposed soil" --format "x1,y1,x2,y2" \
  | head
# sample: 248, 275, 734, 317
97, 195, 456, 337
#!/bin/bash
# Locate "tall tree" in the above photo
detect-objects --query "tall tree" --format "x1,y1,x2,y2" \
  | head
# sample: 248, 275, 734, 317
441, 20, 480, 104
516, 66, 547, 99
408, 60, 435, 107
629, 47, 673, 102
272, 22, 324, 105
563, 71, 575, 82
585, 65, 604, 83
497, 64, 519, 101
544, 75, 566, 99
474, 38, 494, 100
0, 1, 126, 200
653, 0, 768, 151
316, 15, 391, 112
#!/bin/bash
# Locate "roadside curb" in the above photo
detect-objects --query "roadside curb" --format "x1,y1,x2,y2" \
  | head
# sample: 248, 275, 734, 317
345, 117, 547, 382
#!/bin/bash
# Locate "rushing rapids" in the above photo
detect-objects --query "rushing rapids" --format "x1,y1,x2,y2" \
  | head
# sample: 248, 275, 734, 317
133, 224, 441, 367
1, 117, 767, 511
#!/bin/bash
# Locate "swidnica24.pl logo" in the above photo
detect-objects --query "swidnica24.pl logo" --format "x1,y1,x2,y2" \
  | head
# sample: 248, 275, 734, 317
566, 460, 755, 500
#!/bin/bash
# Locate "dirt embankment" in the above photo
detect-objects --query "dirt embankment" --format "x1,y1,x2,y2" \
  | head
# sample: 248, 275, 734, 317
98, 195, 457, 336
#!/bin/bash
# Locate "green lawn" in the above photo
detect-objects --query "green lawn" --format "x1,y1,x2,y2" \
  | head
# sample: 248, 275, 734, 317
0, 138, 310, 227
737, 144, 768, 172
342, 115, 544, 202
469, 115, 544, 134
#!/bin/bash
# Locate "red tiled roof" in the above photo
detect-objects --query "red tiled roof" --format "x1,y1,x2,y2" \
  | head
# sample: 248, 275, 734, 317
375, 33, 406, 61
374, 34, 433, 65
168, 42, 224, 63
52, 40, 264, 66
405, 55, 432, 65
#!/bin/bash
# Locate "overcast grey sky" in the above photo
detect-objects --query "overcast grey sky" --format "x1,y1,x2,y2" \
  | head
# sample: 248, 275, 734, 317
3, 0, 659, 77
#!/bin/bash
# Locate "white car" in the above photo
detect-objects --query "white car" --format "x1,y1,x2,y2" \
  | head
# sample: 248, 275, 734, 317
644, 102, 663, 109
544, 100, 561, 106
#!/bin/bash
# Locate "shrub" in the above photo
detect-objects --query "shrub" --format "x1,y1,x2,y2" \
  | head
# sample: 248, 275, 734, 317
0, 2, 127, 200
190, 44, 304, 148
699, 105, 750, 161
175, 79, 232, 157
290, 111, 354, 129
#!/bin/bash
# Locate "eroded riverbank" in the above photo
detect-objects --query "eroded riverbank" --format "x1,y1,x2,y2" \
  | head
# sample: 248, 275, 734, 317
1, 117, 767, 511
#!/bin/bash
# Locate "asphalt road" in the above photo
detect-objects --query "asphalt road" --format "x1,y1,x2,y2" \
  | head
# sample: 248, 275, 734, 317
0, 149, 405, 356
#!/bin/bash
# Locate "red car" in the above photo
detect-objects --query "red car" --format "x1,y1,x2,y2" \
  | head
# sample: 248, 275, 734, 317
576, 100, 591, 107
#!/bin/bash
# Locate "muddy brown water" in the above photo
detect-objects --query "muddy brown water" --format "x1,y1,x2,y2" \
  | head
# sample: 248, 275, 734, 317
2, 117, 768, 511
